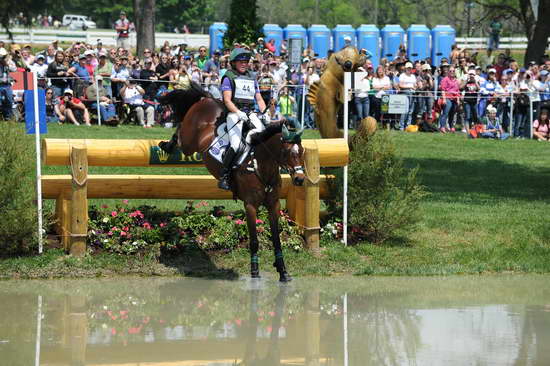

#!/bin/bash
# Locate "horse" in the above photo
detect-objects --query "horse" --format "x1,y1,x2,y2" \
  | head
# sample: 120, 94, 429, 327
160, 82, 305, 282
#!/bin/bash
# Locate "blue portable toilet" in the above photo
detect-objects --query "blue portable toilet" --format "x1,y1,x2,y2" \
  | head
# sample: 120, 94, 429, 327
209, 22, 227, 56
431, 25, 456, 65
262, 24, 283, 56
407, 24, 430, 62
333, 24, 356, 50
380, 24, 405, 61
308, 24, 331, 58
356, 24, 380, 68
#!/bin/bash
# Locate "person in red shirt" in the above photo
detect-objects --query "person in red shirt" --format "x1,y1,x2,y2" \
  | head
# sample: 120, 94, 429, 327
57, 89, 91, 126
438, 66, 461, 132
266, 39, 276, 53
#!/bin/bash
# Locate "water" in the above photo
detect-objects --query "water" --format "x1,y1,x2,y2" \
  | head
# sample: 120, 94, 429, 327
1, 275, 549, 366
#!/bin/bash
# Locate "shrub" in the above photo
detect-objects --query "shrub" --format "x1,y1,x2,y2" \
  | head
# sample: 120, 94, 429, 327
331, 132, 426, 244
0, 122, 39, 255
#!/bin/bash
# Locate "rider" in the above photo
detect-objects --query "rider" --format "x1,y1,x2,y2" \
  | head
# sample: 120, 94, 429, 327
217, 47, 267, 190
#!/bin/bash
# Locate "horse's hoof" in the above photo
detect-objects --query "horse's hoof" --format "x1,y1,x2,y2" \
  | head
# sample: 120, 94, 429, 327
279, 272, 292, 283
251, 271, 261, 279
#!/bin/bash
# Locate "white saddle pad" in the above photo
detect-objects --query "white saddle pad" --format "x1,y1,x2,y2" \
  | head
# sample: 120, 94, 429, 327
208, 122, 251, 167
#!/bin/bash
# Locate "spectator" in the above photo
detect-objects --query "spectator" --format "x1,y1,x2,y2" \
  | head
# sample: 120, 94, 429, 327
396, 62, 417, 130
84, 50, 97, 74
418, 63, 435, 122
115, 11, 131, 50
204, 68, 221, 100
68, 54, 91, 98
95, 53, 113, 97
533, 108, 550, 141
257, 65, 274, 105
353, 67, 370, 122
203, 50, 221, 75
438, 66, 460, 132
111, 56, 130, 99
0, 49, 15, 120
266, 39, 276, 53
278, 87, 297, 127
513, 68, 531, 138
44, 88, 60, 123
57, 89, 91, 126
30, 54, 48, 88
119, 79, 155, 128
156, 54, 172, 90
371, 66, 392, 122
139, 58, 159, 99
46, 51, 70, 97
189, 62, 202, 84
44, 45, 56, 64
481, 106, 509, 139
268, 98, 283, 123
478, 68, 501, 118
85, 76, 118, 123
461, 70, 480, 131
170, 63, 191, 90
196, 46, 209, 70
488, 18, 502, 51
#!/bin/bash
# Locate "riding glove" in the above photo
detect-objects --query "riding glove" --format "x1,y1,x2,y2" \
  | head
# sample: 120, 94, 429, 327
237, 111, 249, 122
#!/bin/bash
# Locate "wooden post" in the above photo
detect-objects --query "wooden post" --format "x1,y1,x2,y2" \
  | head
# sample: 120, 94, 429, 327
68, 295, 88, 366
55, 191, 71, 251
69, 147, 88, 256
304, 146, 320, 255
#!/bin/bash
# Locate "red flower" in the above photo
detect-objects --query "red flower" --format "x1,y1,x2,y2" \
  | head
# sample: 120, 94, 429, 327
143, 222, 152, 230
255, 219, 264, 224
111, 328, 117, 335
111, 211, 118, 217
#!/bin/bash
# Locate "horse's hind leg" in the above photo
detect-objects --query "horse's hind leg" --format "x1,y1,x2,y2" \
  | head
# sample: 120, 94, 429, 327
245, 203, 261, 278
267, 197, 292, 282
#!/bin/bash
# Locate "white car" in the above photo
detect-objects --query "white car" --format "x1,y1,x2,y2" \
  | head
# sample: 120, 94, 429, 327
62, 15, 97, 30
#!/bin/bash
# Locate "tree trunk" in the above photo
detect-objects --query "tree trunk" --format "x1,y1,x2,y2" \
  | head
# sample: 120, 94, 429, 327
134, 0, 156, 57
524, 0, 550, 65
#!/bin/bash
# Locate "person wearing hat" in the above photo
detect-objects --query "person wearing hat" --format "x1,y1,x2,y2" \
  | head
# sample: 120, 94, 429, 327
461, 69, 481, 130
537, 70, 550, 101
256, 38, 265, 54
0, 47, 16, 120
418, 63, 435, 122
216, 47, 267, 190
478, 68, 501, 118
396, 61, 417, 130
68, 54, 92, 97
95, 52, 113, 97
119, 78, 155, 128
139, 58, 159, 99
110, 55, 130, 99
30, 54, 49, 88
85, 75, 118, 123
114, 11, 131, 50
58, 89, 91, 126
203, 49, 221, 76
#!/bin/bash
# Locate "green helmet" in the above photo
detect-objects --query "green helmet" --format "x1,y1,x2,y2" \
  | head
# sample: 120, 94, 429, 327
229, 48, 252, 62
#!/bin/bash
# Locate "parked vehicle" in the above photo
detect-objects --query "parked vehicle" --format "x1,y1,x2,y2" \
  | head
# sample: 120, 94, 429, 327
62, 15, 97, 30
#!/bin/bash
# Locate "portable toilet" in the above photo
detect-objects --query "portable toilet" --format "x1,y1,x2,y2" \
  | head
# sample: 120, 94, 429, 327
407, 24, 430, 62
356, 24, 380, 68
431, 25, 456, 65
262, 24, 283, 55
308, 24, 331, 58
333, 24, 356, 50
381, 24, 405, 61
284, 24, 307, 63
209, 22, 227, 56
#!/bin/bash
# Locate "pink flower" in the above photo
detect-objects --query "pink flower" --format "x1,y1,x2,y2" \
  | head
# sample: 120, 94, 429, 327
122, 199, 129, 205
129, 210, 144, 218
143, 222, 152, 230
256, 219, 264, 224
107, 231, 113, 236
234, 319, 242, 326
101, 204, 109, 209
111, 211, 118, 217
111, 328, 117, 335
159, 222, 166, 228
119, 208, 125, 213
120, 231, 127, 237
123, 226, 129, 232
234, 219, 245, 225
128, 326, 141, 334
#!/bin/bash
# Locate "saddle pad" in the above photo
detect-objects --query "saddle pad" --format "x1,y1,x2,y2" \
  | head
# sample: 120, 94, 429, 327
208, 122, 250, 167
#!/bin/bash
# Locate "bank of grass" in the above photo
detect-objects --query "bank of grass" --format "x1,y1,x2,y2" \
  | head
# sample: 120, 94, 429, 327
2, 124, 550, 278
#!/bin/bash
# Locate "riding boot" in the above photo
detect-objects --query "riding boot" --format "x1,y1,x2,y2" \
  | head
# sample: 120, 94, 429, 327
158, 132, 179, 154
273, 255, 292, 283
218, 147, 237, 190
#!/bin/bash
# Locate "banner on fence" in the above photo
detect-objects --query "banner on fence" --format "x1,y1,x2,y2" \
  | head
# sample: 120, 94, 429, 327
149, 146, 203, 165
381, 94, 409, 114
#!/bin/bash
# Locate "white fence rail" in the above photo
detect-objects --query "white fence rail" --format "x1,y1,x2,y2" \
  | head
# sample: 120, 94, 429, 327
0, 28, 210, 48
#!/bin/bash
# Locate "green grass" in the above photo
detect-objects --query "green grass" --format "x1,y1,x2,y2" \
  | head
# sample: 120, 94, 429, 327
2, 124, 550, 278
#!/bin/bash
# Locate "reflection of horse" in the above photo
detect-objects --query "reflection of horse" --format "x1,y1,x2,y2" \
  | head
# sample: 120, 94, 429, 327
160, 83, 305, 282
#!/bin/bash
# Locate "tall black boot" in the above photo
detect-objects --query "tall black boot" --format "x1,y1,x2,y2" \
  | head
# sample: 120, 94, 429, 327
158, 132, 179, 154
218, 147, 237, 190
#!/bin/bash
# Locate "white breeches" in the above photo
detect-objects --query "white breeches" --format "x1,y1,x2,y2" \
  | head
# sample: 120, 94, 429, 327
226, 112, 264, 151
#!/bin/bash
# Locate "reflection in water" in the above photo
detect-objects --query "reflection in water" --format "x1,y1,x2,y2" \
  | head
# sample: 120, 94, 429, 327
0, 276, 549, 365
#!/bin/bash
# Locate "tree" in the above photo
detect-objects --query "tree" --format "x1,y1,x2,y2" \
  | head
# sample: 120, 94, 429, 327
224, 0, 262, 47
133, 0, 155, 57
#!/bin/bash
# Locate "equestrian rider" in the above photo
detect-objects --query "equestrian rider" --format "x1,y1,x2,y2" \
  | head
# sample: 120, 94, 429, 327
217, 47, 267, 190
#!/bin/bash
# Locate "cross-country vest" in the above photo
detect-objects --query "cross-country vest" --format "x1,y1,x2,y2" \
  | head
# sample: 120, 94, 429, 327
223, 70, 256, 109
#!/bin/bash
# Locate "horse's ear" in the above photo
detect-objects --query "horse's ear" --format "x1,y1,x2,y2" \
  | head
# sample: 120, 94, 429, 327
282, 124, 290, 140
296, 127, 304, 137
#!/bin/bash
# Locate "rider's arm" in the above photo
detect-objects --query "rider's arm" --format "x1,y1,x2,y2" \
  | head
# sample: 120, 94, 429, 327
255, 92, 266, 112
223, 90, 240, 114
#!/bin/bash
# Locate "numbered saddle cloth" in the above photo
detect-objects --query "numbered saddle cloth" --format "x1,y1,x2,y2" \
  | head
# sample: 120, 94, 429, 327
208, 122, 251, 167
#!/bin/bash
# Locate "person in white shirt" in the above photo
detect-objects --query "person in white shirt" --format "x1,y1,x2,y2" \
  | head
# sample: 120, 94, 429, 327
119, 79, 155, 128
353, 67, 371, 121
371, 66, 392, 122
397, 62, 417, 129
30, 54, 49, 88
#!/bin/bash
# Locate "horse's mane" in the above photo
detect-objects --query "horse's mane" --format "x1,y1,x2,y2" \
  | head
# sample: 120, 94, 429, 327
159, 82, 213, 123
249, 122, 282, 146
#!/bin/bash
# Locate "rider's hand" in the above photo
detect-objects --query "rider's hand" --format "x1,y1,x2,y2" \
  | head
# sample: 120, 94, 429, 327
237, 111, 248, 121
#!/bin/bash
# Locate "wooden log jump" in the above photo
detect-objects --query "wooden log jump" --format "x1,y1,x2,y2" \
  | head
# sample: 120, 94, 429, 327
41, 139, 349, 256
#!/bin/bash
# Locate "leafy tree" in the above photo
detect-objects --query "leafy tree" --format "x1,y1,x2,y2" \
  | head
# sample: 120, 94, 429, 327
224, 0, 262, 47
157, 0, 217, 33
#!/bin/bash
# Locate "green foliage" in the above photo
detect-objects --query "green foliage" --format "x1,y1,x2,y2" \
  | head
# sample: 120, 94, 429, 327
0, 122, 38, 256
331, 132, 426, 244
224, 0, 262, 47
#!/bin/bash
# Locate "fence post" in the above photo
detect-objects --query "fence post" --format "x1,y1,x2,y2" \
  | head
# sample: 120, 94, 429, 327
529, 94, 534, 139
301, 84, 306, 129
510, 92, 514, 136
304, 145, 320, 255
95, 77, 101, 126
69, 146, 88, 256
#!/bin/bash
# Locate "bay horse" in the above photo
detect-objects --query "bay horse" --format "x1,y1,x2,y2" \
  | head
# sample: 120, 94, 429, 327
160, 83, 305, 282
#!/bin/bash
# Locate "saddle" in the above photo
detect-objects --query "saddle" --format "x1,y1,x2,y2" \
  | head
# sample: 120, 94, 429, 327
208, 118, 253, 168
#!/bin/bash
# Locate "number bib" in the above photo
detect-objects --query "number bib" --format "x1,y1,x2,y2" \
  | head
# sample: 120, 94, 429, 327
234, 79, 255, 101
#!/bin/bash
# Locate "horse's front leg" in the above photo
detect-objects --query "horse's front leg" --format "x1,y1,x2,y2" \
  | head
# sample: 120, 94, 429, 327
245, 202, 261, 278
267, 195, 292, 282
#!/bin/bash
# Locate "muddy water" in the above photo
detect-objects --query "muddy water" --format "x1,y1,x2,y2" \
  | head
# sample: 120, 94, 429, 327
0, 275, 549, 365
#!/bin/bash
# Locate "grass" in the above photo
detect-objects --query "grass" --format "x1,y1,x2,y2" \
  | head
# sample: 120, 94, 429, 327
2, 123, 550, 278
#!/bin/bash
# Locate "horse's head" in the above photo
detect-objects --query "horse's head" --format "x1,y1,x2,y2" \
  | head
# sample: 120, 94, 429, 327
280, 124, 305, 186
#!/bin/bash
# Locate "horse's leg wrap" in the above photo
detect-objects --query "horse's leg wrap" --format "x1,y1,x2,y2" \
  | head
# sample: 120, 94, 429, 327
273, 252, 292, 282
250, 254, 260, 278
158, 127, 179, 154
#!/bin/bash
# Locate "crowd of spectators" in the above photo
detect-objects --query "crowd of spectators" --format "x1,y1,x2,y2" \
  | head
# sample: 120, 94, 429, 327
1, 29, 550, 140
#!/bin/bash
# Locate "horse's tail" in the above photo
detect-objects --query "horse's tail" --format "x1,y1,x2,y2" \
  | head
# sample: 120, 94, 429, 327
158, 82, 211, 123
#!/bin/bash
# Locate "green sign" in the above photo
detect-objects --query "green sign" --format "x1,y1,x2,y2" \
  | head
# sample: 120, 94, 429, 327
149, 146, 204, 165
381, 95, 390, 114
